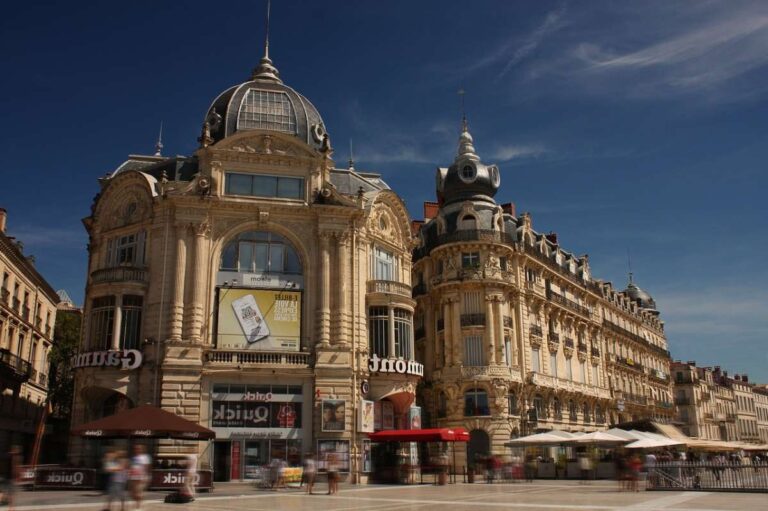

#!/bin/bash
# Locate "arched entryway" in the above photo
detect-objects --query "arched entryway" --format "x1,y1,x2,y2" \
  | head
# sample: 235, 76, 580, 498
467, 429, 490, 468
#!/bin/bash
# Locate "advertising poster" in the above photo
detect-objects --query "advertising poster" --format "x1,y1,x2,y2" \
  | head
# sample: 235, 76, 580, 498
359, 399, 374, 433
317, 440, 350, 472
321, 399, 346, 432
382, 401, 394, 430
374, 400, 382, 430
217, 288, 301, 351
408, 406, 422, 430
362, 440, 372, 473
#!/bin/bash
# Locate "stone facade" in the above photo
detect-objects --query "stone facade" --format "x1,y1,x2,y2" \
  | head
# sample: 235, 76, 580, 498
69, 55, 420, 480
0, 208, 59, 457
412, 124, 673, 466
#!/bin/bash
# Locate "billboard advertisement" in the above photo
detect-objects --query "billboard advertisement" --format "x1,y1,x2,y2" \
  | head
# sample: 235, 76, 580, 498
217, 288, 301, 351
359, 400, 374, 433
321, 399, 346, 432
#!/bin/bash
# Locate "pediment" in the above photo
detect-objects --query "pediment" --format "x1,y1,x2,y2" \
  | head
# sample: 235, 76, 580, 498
213, 131, 318, 159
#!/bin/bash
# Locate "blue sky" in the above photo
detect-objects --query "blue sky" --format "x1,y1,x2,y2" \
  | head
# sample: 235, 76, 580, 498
1, 1, 766, 381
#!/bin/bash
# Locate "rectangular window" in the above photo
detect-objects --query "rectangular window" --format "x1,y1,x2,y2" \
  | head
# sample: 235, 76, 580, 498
120, 295, 143, 350
499, 257, 508, 271
373, 247, 395, 281
531, 348, 540, 372
591, 364, 597, 386
566, 357, 573, 380
225, 173, 304, 199
89, 296, 116, 350
461, 252, 480, 269
504, 336, 512, 367
461, 291, 482, 314
394, 309, 412, 359
580, 361, 587, 383
464, 335, 484, 366
368, 307, 389, 358
550, 353, 558, 378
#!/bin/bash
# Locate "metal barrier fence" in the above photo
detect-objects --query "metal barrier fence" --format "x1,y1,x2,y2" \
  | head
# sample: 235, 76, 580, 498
647, 462, 768, 492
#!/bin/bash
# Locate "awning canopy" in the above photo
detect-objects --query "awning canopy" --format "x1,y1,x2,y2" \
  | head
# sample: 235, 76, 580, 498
505, 430, 581, 447
368, 428, 469, 443
71, 405, 216, 440
569, 430, 630, 445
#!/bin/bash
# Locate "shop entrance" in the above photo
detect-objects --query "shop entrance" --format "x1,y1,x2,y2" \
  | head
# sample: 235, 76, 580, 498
213, 441, 231, 482
467, 429, 490, 469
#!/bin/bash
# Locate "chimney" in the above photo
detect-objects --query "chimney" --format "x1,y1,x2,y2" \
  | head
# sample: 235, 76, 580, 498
0, 208, 6, 233
743, 374, 749, 383
545, 231, 558, 245
423, 201, 440, 221
501, 202, 515, 217
687, 361, 696, 366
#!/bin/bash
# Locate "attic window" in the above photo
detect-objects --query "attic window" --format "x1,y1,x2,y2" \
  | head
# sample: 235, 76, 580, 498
238, 89, 297, 133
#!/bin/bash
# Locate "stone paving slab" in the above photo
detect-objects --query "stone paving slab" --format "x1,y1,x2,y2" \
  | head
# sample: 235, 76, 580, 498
11, 481, 765, 511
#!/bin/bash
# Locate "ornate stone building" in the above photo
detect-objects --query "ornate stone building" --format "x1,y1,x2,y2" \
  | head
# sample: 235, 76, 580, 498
0, 208, 59, 457
69, 50, 420, 481
412, 122, 674, 465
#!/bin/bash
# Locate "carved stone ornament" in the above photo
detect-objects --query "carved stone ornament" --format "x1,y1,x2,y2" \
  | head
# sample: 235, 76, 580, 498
529, 335, 543, 348
577, 351, 588, 362
548, 341, 559, 354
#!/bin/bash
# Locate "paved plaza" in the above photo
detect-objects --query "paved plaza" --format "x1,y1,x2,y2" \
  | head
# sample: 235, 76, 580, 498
11, 481, 767, 511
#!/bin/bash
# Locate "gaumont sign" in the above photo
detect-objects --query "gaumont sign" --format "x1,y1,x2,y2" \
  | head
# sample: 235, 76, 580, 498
34, 468, 96, 489
72, 349, 142, 370
368, 354, 424, 377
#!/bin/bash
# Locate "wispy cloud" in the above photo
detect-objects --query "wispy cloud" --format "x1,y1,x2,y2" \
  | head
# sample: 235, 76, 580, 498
492, 143, 548, 161
7, 225, 85, 249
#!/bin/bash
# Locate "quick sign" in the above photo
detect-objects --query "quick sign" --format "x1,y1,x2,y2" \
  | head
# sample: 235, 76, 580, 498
368, 354, 424, 377
34, 468, 96, 489
72, 349, 142, 370
211, 401, 300, 428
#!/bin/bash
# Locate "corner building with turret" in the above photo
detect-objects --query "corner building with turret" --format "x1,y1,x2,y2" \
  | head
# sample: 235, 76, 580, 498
412, 122, 674, 467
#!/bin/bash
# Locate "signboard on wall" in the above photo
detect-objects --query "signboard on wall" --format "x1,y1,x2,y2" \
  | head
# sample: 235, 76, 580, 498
211, 401, 301, 428
216, 288, 301, 351
359, 400, 374, 433
321, 399, 346, 432
317, 440, 350, 472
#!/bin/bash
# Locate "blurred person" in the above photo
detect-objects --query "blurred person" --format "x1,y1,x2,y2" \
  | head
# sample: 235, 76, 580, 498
578, 453, 592, 484
4, 446, 22, 511
303, 453, 316, 494
629, 453, 642, 492
129, 445, 151, 511
524, 454, 536, 482
326, 452, 339, 495
182, 453, 197, 500
105, 450, 128, 511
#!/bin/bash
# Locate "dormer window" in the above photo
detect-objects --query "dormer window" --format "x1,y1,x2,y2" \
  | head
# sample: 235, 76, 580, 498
460, 164, 476, 182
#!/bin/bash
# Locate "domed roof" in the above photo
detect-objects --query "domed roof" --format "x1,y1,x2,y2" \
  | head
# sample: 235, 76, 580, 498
203, 55, 327, 150
436, 120, 500, 207
625, 275, 658, 313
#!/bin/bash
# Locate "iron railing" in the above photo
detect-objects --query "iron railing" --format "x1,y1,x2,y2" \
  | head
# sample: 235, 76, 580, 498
530, 325, 543, 337
91, 266, 148, 284
414, 229, 516, 260
546, 289, 591, 317
367, 280, 412, 298
647, 462, 768, 492
0, 349, 31, 380
460, 313, 486, 327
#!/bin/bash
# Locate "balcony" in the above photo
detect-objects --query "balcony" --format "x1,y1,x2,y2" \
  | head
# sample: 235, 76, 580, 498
91, 266, 149, 285
578, 342, 587, 353
22, 305, 31, 322
530, 325, 543, 338
460, 313, 486, 327
205, 350, 311, 368
591, 346, 600, 357
548, 332, 560, 343
0, 349, 32, 382
525, 371, 612, 399
546, 289, 592, 318
603, 320, 670, 358
655, 400, 674, 409
414, 229, 516, 260
38, 372, 48, 387
615, 355, 644, 372
461, 365, 522, 380
367, 280, 411, 299
12, 297, 21, 313
564, 338, 574, 350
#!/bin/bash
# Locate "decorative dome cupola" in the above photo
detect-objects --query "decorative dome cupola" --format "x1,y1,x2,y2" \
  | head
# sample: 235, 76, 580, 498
625, 273, 659, 315
200, 32, 328, 150
436, 119, 500, 207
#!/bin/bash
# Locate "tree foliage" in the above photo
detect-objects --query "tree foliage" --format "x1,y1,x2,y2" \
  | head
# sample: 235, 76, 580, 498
48, 310, 81, 419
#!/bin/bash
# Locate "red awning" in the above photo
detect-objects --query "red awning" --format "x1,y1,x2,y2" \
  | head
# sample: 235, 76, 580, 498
71, 405, 215, 440
368, 427, 469, 443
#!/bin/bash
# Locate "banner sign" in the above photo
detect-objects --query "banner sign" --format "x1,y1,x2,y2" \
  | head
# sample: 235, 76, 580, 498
217, 288, 301, 351
72, 349, 142, 370
359, 399, 374, 433
34, 468, 96, 489
321, 399, 346, 432
368, 354, 423, 376
149, 470, 213, 490
212, 401, 301, 428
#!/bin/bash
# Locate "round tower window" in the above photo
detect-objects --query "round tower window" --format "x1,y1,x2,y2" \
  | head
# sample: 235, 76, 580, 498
460, 164, 476, 182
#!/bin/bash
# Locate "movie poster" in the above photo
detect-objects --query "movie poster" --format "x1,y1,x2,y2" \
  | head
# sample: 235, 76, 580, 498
321, 399, 346, 432
408, 406, 422, 430
359, 400, 374, 433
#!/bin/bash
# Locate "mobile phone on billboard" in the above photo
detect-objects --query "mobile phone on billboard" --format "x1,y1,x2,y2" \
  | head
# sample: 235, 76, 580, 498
232, 294, 270, 343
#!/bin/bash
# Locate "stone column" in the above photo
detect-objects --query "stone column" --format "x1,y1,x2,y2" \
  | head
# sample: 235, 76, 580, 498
185, 221, 210, 343
485, 295, 496, 365
335, 234, 349, 346
111, 294, 122, 350
169, 224, 187, 341
442, 299, 451, 368
451, 297, 461, 366
316, 232, 331, 347
495, 298, 506, 365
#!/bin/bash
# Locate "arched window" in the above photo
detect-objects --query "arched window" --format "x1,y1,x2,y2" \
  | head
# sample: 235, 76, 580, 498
508, 392, 518, 415
459, 214, 477, 230
569, 400, 578, 422
437, 392, 447, 419
220, 231, 302, 275
533, 394, 547, 419
464, 388, 489, 416
582, 402, 591, 423
595, 405, 605, 424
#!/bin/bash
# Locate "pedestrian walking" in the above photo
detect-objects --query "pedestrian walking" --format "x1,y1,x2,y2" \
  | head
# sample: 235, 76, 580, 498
128, 445, 151, 511
303, 454, 317, 494
105, 450, 128, 511
326, 452, 339, 495
182, 453, 197, 500
4, 446, 22, 511
578, 453, 592, 483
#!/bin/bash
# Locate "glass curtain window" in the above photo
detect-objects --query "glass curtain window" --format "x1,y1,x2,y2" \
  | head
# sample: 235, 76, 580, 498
120, 295, 143, 350
89, 296, 116, 350
464, 335, 484, 366
373, 247, 395, 280
237, 89, 297, 133
531, 348, 540, 372
464, 389, 489, 416
220, 231, 302, 274
224, 173, 304, 199
368, 307, 389, 358
394, 309, 412, 359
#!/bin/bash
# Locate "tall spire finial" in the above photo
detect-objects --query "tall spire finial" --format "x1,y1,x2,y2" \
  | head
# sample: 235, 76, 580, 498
627, 249, 634, 284
154, 121, 164, 157
456, 88, 478, 160
458, 88, 467, 132
348, 139, 355, 170
251, 0, 282, 82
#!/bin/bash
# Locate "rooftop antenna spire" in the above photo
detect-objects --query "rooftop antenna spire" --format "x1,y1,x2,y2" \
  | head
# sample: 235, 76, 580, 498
251, 0, 281, 82
154, 121, 164, 157
458, 88, 467, 132
627, 249, 634, 284
264, 0, 271, 59
348, 139, 355, 170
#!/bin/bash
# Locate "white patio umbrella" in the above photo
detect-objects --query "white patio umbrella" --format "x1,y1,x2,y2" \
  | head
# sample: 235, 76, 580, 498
570, 430, 630, 445
625, 437, 684, 449
505, 430, 579, 447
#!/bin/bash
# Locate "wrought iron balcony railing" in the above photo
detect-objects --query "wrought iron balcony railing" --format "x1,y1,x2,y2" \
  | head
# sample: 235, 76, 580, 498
460, 313, 486, 327
367, 279, 412, 298
91, 266, 149, 284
